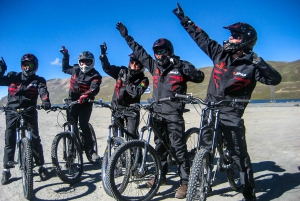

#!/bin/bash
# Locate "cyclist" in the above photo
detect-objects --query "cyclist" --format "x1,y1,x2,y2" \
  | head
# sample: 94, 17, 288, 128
173, 4, 282, 201
0, 54, 51, 184
60, 47, 102, 162
99, 42, 149, 140
116, 22, 205, 199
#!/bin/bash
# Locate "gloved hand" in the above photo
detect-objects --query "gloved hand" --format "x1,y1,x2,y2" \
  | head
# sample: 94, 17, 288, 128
0, 57, 7, 76
172, 2, 185, 21
59, 46, 69, 57
79, 94, 89, 104
116, 22, 128, 38
169, 56, 183, 69
41, 101, 51, 110
119, 69, 129, 84
100, 42, 107, 55
244, 51, 261, 66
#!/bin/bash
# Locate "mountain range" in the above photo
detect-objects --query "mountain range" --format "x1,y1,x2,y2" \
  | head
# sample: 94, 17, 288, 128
1, 60, 299, 104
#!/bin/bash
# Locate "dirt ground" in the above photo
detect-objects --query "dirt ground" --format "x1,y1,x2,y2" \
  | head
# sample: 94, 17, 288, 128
0, 103, 299, 201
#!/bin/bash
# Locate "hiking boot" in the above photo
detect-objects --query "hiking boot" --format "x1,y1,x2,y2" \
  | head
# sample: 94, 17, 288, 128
145, 176, 166, 187
175, 184, 188, 199
1, 171, 11, 185
38, 166, 48, 181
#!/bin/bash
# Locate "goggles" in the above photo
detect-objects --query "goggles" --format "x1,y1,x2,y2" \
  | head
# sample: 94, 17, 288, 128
130, 60, 141, 65
79, 59, 92, 64
231, 33, 242, 39
22, 63, 35, 69
154, 49, 168, 55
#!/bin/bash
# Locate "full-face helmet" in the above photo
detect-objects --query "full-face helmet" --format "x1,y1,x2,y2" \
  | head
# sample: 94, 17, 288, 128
152, 38, 174, 67
78, 51, 95, 73
128, 53, 145, 75
223, 22, 257, 52
21, 53, 38, 77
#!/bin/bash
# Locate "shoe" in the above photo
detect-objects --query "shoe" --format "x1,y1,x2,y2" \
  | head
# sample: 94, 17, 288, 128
242, 197, 257, 201
90, 150, 100, 162
38, 166, 48, 181
145, 176, 166, 187
175, 184, 188, 199
1, 171, 11, 185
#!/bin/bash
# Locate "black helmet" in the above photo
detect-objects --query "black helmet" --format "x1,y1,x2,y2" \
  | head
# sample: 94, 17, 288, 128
128, 53, 145, 75
78, 51, 95, 73
152, 38, 174, 67
223, 22, 257, 52
21, 53, 38, 77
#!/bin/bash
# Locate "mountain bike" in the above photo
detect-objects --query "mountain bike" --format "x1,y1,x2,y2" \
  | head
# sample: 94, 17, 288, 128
49, 100, 98, 184
106, 97, 197, 201
4, 106, 38, 200
174, 93, 249, 201
89, 100, 139, 197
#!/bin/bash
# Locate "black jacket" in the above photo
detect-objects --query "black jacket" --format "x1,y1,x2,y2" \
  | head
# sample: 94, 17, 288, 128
62, 56, 102, 101
123, 36, 205, 115
0, 72, 50, 108
100, 55, 149, 109
180, 22, 282, 104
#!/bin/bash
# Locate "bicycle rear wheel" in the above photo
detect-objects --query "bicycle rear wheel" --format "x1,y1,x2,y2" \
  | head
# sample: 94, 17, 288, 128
20, 137, 33, 200
186, 148, 210, 201
102, 137, 127, 197
227, 162, 241, 191
51, 132, 83, 184
107, 140, 161, 201
185, 127, 199, 164
84, 123, 98, 164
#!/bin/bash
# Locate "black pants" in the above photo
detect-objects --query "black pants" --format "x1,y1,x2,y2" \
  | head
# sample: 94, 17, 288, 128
68, 103, 94, 151
112, 110, 140, 140
201, 109, 255, 198
3, 109, 45, 169
152, 113, 190, 185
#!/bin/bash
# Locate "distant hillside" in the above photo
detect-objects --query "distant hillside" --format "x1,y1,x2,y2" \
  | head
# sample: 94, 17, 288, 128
1, 60, 300, 104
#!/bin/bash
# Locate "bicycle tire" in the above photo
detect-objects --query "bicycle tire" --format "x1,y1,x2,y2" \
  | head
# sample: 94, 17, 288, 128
227, 163, 242, 191
20, 137, 34, 200
102, 137, 127, 197
107, 140, 161, 201
84, 123, 99, 164
185, 127, 199, 163
51, 132, 83, 184
186, 148, 210, 201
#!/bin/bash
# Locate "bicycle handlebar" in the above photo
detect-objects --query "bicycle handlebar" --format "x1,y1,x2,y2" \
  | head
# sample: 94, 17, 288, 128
175, 93, 250, 106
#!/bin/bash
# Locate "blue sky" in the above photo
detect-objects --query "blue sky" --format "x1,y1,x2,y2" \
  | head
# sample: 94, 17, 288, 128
1, 0, 300, 99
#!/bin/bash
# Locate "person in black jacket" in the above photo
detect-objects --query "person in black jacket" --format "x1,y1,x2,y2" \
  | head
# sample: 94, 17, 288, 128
0, 54, 51, 184
99, 42, 149, 140
116, 22, 205, 199
173, 3, 282, 201
60, 47, 102, 162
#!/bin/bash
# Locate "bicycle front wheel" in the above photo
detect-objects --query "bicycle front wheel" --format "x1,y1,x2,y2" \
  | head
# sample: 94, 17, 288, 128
227, 162, 242, 191
186, 148, 210, 201
185, 127, 199, 164
20, 137, 34, 200
107, 140, 161, 201
102, 136, 127, 197
51, 132, 83, 184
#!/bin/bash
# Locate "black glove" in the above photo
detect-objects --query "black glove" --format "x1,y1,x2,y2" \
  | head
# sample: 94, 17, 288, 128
119, 69, 129, 84
0, 57, 7, 76
169, 56, 183, 69
116, 22, 129, 38
173, 2, 185, 21
59, 46, 69, 57
245, 51, 261, 66
100, 42, 107, 55
41, 101, 51, 110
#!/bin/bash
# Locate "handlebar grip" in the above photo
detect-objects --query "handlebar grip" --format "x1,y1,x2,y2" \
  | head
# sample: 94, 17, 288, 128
159, 97, 172, 101
233, 99, 250, 103
175, 93, 190, 99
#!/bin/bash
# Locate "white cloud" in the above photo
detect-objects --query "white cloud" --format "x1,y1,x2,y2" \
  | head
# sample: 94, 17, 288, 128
50, 58, 61, 66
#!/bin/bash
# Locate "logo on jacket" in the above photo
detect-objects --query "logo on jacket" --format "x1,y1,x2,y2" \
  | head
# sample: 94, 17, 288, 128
233, 72, 246, 77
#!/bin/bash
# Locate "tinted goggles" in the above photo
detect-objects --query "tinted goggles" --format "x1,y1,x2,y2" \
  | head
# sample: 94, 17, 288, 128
154, 49, 168, 55
22, 63, 35, 69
